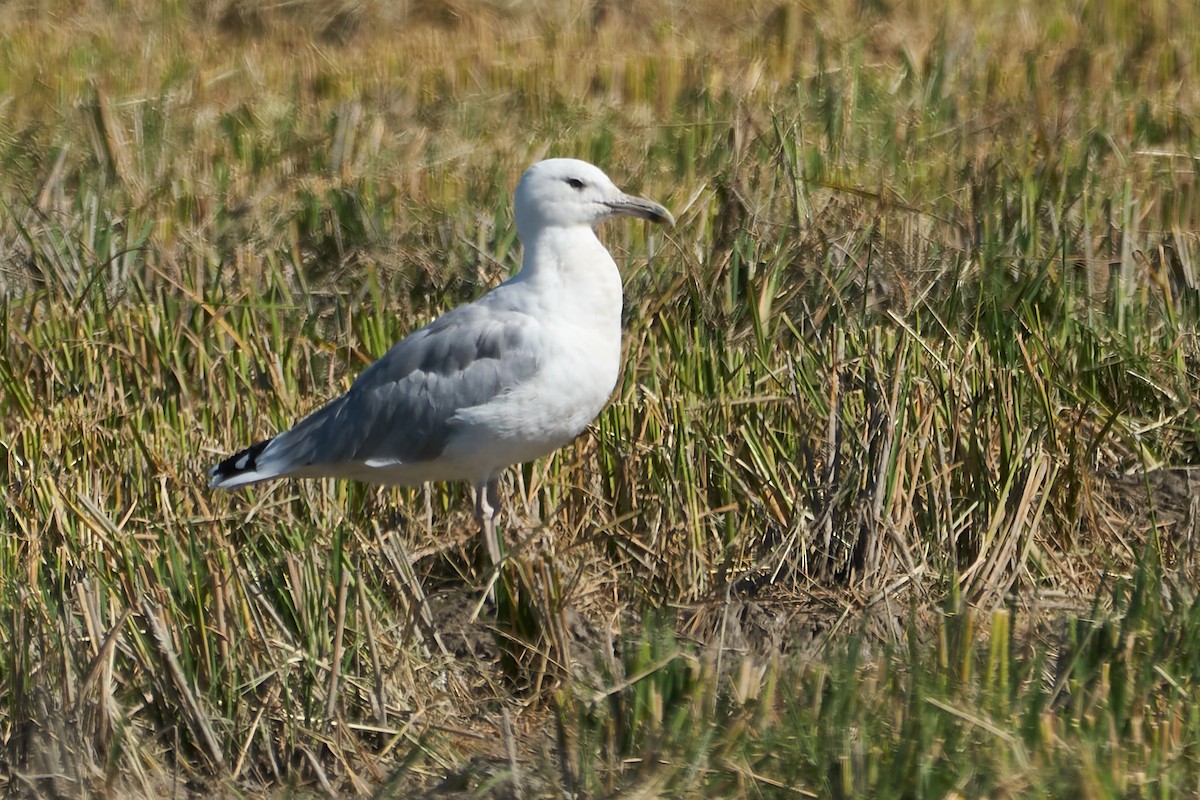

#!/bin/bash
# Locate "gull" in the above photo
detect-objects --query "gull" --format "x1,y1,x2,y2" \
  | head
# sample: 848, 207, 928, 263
209, 158, 673, 565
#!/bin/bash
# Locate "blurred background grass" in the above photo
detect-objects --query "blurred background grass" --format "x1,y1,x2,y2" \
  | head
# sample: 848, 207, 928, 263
3, 0, 1200, 797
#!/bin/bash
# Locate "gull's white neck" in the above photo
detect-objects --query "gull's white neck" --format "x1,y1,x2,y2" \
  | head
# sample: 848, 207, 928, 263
509, 224, 624, 321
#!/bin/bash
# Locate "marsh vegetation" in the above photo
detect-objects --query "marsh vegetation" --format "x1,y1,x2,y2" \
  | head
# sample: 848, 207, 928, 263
2, 0, 1200, 796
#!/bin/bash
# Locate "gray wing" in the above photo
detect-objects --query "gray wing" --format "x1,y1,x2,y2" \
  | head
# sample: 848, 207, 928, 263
257, 302, 543, 474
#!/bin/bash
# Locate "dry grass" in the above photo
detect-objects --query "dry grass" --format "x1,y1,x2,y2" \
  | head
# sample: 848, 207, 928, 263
2, 0, 1200, 797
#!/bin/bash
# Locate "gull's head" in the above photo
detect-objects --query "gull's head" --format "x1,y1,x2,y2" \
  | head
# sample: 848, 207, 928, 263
514, 158, 673, 240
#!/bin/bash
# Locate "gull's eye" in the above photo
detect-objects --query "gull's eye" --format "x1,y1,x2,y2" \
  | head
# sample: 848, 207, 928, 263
565, 178, 585, 190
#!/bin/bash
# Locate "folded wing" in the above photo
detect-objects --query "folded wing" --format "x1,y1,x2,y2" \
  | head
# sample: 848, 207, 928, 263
208, 302, 542, 487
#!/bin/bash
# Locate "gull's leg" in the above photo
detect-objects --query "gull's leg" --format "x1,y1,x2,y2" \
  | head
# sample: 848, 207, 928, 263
486, 477, 501, 529
474, 477, 503, 566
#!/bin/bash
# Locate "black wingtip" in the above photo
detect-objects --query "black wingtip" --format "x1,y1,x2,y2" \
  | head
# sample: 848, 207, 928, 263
208, 439, 272, 488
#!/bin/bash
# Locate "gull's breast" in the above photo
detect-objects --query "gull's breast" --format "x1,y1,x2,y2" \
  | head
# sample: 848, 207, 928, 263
441, 308, 622, 474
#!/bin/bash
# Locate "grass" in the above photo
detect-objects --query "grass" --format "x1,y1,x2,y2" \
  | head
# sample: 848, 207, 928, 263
2, 0, 1200, 796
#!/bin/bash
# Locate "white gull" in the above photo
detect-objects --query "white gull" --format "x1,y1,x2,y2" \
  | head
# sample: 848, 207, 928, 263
209, 158, 673, 564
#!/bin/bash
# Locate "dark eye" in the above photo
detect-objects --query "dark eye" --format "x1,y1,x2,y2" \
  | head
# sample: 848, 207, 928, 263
565, 178, 585, 190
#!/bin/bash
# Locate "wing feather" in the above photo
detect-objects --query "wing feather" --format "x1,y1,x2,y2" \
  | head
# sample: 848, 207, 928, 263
251, 302, 543, 477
